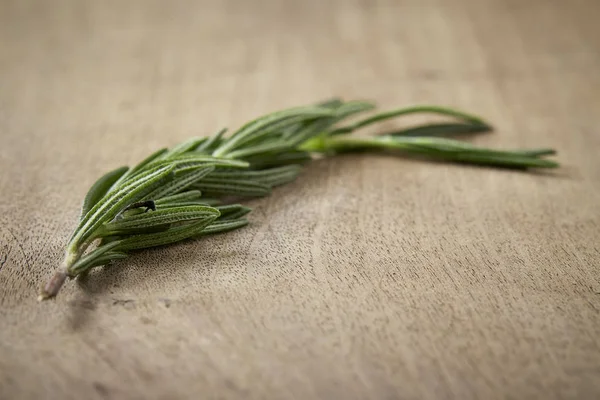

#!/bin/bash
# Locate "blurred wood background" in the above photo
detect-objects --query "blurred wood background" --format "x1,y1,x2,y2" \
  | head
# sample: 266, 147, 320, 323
1, 0, 599, 399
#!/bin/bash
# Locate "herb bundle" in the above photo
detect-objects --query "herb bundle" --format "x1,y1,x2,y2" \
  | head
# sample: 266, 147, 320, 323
39, 98, 558, 300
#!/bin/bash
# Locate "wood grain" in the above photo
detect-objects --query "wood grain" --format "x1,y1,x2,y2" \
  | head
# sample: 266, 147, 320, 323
1, 0, 599, 399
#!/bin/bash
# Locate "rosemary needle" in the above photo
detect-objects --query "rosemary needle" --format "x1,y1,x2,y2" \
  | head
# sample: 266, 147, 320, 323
39, 98, 559, 300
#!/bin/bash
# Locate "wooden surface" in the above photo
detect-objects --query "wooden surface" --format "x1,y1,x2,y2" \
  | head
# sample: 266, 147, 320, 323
1, 0, 599, 399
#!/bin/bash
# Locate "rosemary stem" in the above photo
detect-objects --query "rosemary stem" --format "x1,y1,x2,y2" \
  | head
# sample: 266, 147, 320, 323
38, 246, 82, 301
38, 265, 69, 301
301, 135, 559, 169
329, 105, 490, 135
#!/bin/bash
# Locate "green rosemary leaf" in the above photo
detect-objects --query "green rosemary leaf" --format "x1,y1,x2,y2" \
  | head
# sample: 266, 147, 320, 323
303, 135, 558, 169
215, 204, 252, 220
209, 164, 302, 188
100, 205, 220, 236
220, 209, 252, 221
196, 198, 222, 206
147, 154, 250, 170
316, 98, 344, 108
396, 137, 545, 157
283, 98, 344, 137
259, 166, 302, 187
72, 251, 129, 275
70, 250, 128, 275
287, 101, 376, 146
242, 149, 312, 169
117, 204, 219, 226
158, 200, 221, 208
96, 236, 119, 245
79, 166, 129, 221
114, 217, 218, 251
512, 149, 557, 157
172, 165, 209, 174
195, 128, 227, 153
443, 152, 559, 168
154, 190, 203, 205
381, 122, 492, 137
161, 137, 208, 159
70, 164, 175, 247
70, 253, 129, 275
67, 241, 124, 274
333, 100, 377, 122
235, 131, 285, 149
207, 164, 300, 181
223, 141, 294, 160
193, 178, 271, 197
329, 105, 488, 135
212, 106, 335, 157
82, 240, 122, 258
198, 218, 249, 236
219, 129, 281, 156
117, 148, 169, 183
145, 165, 215, 200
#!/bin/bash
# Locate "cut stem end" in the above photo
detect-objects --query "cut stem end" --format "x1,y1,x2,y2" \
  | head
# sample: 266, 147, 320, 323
38, 269, 69, 301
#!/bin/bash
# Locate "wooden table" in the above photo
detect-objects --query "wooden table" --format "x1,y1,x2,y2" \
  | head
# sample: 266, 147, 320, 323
1, 0, 599, 399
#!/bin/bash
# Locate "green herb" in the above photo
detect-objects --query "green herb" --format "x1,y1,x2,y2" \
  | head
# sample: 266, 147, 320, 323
39, 98, 559, 300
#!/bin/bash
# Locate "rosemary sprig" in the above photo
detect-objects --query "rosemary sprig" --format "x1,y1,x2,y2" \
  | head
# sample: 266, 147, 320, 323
39, 98, 559, 300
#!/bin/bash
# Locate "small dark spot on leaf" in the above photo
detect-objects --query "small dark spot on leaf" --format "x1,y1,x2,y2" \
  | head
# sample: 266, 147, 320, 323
140, 316, 154, 325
